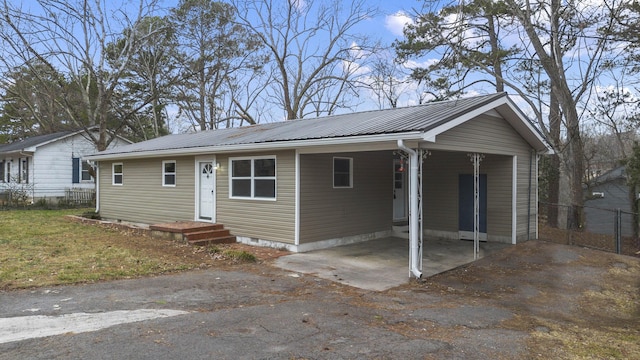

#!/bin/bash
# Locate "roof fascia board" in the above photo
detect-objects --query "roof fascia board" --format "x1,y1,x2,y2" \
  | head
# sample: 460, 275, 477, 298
36, 128, 133, 149
501, 97, 550, 151
32, 129, 85, 149
298, 140, 421, 154
0, 149, 35, 156
85, 131, 424, 161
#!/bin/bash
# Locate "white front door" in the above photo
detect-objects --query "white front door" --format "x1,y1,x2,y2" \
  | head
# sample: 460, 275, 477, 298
393, 159, 407, 221
198, 162, 215, 220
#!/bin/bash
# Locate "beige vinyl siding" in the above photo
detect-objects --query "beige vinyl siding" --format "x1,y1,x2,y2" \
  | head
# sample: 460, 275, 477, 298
216, 150, 295, 244
429, 114, 533, 155
299, 151, 393, 244
98, 156, 195, 224
517, 151, 538, 240
423, 152, 465, 232
423, 114, 537, 241
423, 152, 512, 238
482, 155, 514, 237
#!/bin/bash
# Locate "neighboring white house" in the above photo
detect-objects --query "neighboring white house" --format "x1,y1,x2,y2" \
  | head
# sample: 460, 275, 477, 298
0, 129, 131, 201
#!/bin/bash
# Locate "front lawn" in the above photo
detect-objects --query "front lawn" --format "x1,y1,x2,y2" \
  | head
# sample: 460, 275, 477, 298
0, 209, 276, 289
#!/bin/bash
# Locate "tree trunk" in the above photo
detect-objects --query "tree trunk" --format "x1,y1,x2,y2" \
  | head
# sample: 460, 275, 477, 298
547, 92, 561, 227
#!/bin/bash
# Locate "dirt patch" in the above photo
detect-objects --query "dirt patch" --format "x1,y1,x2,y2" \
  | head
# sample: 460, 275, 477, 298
540, 224, 640, 257
327, 240, 640, 359
66, 214, 290, 265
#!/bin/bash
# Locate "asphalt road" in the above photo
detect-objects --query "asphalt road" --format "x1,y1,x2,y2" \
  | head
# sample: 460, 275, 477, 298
1, 241, 637, 359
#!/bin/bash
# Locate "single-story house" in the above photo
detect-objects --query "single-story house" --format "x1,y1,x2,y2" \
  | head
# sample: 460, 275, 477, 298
0, 129, 131, 202
86, 93, 550, 277
585, 166, 635, 236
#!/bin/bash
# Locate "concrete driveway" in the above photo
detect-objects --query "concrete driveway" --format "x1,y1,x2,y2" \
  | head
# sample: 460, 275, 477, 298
274, 237, 509, 291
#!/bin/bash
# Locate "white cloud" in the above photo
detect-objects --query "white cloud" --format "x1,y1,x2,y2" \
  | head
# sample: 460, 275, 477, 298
402, 58, 439, 70
290, 0, 307, 14
385, 11, 413, 37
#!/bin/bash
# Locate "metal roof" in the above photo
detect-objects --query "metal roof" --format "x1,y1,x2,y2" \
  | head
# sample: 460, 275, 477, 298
92, 93, 524, 158
0, 130, 74, 154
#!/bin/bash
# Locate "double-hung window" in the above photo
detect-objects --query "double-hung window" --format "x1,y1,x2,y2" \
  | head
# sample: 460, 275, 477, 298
73, 158, 94, 183
230, 156, 276, 199
333, 157, 353, 188
112, 163, 123, 185
81, 161, 92, 181
20, 158, 28, 183
163, 160, 176, 186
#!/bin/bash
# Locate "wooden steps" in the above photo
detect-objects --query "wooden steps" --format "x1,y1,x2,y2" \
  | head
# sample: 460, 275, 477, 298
150, 221, 236, 246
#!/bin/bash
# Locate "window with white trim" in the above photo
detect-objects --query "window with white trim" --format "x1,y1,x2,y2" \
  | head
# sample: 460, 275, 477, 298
229, 156, 276, 199
81, 160, 92, 181
20, 158, 28, 183
112, 163, 123, 185
163, 160, 176, 186
333, 157, 352, 188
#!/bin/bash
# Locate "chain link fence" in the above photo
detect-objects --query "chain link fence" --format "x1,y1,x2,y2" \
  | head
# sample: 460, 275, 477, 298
539, 202, 640, 257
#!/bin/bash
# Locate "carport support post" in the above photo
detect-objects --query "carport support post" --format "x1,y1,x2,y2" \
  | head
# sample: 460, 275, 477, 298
397, 140, 422, 279
468, 153, 484, 260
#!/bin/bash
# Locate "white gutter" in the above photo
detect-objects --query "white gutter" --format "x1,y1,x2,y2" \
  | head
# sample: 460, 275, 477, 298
84, 131, 424, 161
397, 139, 422, 279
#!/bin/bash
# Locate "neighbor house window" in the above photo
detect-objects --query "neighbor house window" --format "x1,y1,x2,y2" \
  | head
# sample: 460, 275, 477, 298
229, 156, 276, 199
112, 163, 123, 185
0, 160, 4, 183
82, 161, 93, 181
73, 158, 93, 183
20, 158, 28, 183
163, 160, 176, 187
333, 157, 352, 188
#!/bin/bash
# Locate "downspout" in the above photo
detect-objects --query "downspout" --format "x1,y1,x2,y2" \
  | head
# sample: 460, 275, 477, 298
397, 139, 422, 278
94, 161, 100, 213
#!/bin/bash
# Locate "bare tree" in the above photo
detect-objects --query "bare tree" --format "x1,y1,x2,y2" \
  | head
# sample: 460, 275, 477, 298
169, 0, 264, 131
398, 0, 627, 229
506, 0, 627, 228
234, 0, 380, 120
364, 55, 413, 109
0, 0, 166, 150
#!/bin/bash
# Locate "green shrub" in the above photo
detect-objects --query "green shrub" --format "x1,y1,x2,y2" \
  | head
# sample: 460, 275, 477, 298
223, 249, 256, 262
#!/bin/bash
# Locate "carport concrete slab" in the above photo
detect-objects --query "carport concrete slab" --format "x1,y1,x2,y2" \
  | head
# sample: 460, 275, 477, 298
274, 237, 509, 291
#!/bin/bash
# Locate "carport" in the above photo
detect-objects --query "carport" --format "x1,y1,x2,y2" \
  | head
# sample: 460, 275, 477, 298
293, 94, 550, 280
275, 236, 509, 291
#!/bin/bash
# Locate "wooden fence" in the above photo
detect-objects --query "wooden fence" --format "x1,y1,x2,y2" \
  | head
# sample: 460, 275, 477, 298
65, 188, 96, 205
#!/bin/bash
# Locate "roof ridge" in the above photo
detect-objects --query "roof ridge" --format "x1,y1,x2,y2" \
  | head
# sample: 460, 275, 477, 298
283, 92, 507, 123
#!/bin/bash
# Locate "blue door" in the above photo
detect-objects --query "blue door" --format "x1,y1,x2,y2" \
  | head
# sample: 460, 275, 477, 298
459, 174, 487, 239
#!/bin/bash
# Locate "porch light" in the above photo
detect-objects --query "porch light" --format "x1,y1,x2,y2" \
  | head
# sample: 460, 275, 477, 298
398, 159, 404, 172
214, 162, 220, 170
